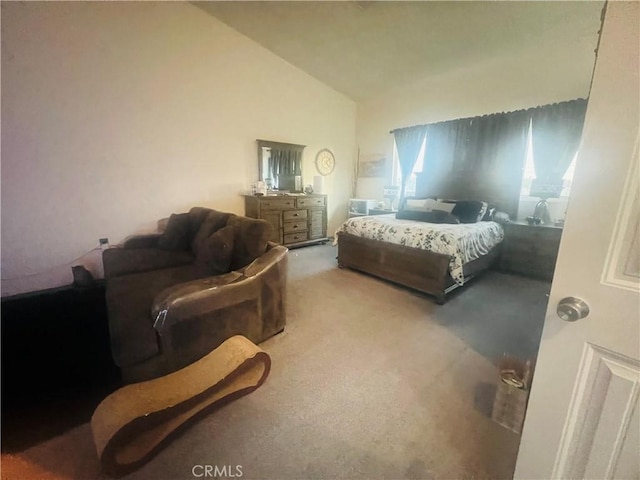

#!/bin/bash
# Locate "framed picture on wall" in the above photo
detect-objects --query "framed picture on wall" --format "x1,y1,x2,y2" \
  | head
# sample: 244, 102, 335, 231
359, 154, 386, 177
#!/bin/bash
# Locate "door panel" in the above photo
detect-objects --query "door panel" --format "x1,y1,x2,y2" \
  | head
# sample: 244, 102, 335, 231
514, 2, 640, 478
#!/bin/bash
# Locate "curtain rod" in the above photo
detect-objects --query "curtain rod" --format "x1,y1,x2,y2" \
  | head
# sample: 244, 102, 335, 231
389, 97, 587, 134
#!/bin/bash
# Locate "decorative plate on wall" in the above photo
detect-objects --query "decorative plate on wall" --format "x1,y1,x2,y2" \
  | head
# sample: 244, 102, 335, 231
315, 148, 335, 176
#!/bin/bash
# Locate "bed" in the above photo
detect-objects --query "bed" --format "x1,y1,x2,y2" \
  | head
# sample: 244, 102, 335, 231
335, 198, 507, 304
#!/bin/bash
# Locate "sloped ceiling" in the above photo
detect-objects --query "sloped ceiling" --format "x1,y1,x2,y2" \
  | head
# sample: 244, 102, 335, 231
195, 1, 604, 102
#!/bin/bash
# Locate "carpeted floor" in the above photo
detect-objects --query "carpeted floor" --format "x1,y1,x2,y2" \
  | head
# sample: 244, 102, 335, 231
1, 244, 549, 480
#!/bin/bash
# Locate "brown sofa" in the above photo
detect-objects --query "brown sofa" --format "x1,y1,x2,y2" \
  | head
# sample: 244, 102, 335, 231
103, 207, 288, 384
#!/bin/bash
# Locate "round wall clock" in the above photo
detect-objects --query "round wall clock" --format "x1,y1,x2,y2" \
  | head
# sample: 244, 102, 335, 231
315, 148, 336, 176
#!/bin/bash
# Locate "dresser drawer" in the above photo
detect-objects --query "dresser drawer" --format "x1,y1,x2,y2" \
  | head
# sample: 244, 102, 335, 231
259, 197, 296, 209
245, 194, 328, 248
297, 196, 326, 208
283, 209, 308, 221
284, 232, 309, 244
283, 221, 308, 234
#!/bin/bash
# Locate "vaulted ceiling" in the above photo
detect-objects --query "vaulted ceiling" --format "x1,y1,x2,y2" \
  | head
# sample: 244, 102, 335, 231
195, 1, 604, 102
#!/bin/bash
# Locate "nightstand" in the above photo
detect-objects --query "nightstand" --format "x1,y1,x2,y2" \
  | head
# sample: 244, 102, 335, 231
498, 221, 563, 281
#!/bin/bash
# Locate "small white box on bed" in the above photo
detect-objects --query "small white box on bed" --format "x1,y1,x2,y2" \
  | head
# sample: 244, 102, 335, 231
348, 198, 378, 218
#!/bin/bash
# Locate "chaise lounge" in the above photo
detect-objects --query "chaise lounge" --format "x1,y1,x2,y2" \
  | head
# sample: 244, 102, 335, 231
102, 207, 288, 384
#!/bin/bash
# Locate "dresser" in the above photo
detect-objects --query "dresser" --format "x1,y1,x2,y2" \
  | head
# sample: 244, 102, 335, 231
244, 194, 329, 248
499, 221, 563, 281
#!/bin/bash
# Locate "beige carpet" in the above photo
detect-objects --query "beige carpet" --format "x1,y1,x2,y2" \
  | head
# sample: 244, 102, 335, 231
1, 244, 549, 480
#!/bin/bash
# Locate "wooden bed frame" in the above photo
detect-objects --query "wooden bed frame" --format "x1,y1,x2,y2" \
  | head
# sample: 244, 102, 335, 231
336, 165, 518, 304
336, 231, 501, 304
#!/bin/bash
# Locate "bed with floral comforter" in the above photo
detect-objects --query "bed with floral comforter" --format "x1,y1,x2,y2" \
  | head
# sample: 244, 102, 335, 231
335, 214, 504, 285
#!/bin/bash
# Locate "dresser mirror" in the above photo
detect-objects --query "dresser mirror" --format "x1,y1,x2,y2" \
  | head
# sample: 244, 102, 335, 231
257, 140, 306, 192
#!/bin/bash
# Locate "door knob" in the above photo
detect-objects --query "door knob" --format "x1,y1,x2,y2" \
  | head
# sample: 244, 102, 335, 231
557, 297, 590, 322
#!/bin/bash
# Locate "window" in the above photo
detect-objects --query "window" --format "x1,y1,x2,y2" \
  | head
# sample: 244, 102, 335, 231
392, 122, 577, 199
520, 121, 577, 198
392, 136, 426, 198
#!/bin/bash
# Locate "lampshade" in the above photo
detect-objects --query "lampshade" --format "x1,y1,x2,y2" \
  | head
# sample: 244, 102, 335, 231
313, 175, 325, 194
383, 185, 400, 198
529, 179, 563, 199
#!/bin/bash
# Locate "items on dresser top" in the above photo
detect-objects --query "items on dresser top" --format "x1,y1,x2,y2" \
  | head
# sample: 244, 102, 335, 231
245, 194, 329, 248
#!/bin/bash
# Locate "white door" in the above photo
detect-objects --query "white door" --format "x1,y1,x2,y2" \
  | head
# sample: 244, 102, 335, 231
514, 2, 640, 479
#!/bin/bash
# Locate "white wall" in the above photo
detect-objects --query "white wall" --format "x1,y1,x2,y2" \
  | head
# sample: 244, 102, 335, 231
355, 23, 600, 212
1, 2, 356, 296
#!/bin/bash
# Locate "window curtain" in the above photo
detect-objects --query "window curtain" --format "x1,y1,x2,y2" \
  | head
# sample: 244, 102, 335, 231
264, 143, 304, 190
482, 110, 531, 216
269, 148, 302, 179
396, 98, 584, 218
417, 110, 530, 218
393, 125, 427, 202
530, 98, 587, 182
419, 120, 459, 193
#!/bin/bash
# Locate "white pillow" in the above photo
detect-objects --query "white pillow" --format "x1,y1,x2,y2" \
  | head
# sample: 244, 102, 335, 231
404, 198, 456, 213
404, 199, 429, 211
426, 199, 456, 213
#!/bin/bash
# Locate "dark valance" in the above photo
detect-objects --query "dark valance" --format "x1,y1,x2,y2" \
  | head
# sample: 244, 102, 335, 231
390, 98, 588, 218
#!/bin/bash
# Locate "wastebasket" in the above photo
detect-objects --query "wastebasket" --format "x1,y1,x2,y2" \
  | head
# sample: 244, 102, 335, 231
491, 355, 534, 434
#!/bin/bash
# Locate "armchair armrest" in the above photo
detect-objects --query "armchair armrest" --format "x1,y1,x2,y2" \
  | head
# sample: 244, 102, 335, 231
151, 245, 288, 334
151, 272, 255, 333
241, 244, 288, 278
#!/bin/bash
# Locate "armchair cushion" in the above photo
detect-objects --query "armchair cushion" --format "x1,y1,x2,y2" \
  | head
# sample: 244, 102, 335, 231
227, 216, 271, 270
158, 213, 191, 251
188, 207, 216, 242
195, 225, 236, 275
122, 234, 162, 250
103, 248, 194, 279
192, 210, 233, 255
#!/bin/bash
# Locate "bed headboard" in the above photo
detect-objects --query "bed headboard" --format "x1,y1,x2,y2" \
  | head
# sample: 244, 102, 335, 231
414, 170, 520, 220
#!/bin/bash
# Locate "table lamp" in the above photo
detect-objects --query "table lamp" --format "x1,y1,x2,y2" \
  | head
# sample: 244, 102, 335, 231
383, 185, 400, 210
529, 179, 563, 224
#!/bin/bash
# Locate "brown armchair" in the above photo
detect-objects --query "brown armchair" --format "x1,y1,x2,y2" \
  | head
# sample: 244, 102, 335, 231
103, 207, 287, 384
